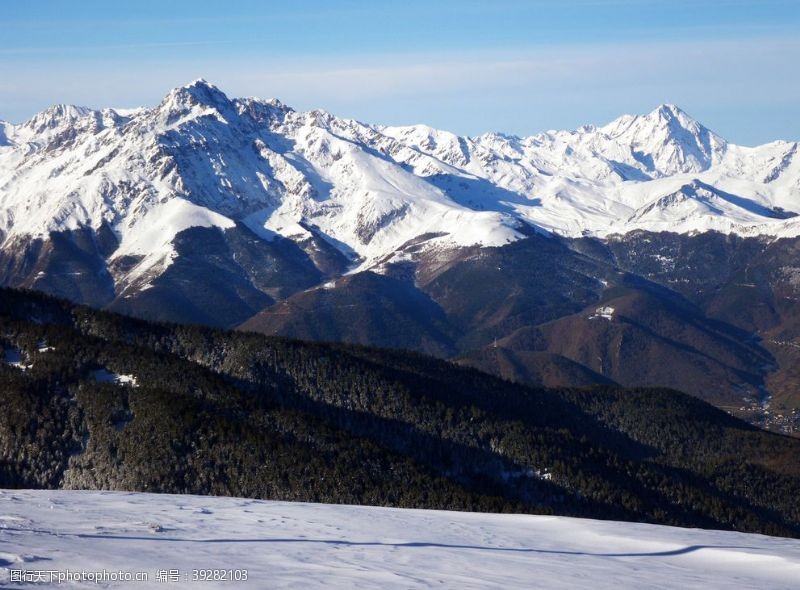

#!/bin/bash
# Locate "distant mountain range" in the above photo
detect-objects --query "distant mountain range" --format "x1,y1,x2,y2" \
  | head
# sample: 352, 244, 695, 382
1, 80, 799, 431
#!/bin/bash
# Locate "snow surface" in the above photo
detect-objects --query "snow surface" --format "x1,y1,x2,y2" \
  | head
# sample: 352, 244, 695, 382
36, 340, 54, 353
590, 306, 615, 321
1, 80, 799, 290
1, 490, 799, 589
91, 369, 138, 387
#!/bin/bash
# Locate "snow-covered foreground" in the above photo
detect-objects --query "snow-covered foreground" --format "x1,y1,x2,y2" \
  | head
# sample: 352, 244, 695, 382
1, 490, 799, 589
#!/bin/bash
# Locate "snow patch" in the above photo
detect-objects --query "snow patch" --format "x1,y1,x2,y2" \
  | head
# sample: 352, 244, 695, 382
502, 467, 552, 481
36, 340, 54, 353
590, 306, 615, 321
91, 369, 138, 388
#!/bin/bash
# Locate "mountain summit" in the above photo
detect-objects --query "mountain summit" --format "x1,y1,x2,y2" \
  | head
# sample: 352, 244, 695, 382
157, 78, 238, 124
0, 80, 798, 320
599, 103, 727, 175
1, 82, 797, 251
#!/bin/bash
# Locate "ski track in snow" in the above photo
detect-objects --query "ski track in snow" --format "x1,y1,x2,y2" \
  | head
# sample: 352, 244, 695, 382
0, 490, 799, 588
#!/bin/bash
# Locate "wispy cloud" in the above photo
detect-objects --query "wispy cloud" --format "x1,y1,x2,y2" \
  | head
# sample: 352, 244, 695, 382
0, 40, 236, 57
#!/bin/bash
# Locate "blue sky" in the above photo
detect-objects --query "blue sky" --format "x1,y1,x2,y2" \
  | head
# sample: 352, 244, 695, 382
2, 0, 799, 145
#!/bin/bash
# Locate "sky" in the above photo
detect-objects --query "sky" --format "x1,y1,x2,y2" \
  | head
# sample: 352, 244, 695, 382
1, 0, 799, 145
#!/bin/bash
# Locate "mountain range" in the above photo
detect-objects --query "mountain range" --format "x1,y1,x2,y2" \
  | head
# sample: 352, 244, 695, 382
1, 80, 799, 431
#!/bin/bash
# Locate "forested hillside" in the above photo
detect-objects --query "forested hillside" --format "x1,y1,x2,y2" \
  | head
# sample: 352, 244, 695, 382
1, 288, 799, 537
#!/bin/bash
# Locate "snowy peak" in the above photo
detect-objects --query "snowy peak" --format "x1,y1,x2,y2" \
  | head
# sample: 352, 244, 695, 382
623, 177, 799, 236
629, 179, 734, 223
0, 81, 799, 292
22, 104, 94, 133
601, 103, 726, 176
9, 104, 101, 148
381, 124, 474, 168
174, 78, 231, 108
156, 78, 237, 126
653, 102, 691, 119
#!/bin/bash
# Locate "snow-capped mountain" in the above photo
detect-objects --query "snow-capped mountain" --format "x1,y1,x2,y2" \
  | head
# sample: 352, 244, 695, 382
2, 80, 800, 413
0, 79, 526, 294
1, 79, 798, 287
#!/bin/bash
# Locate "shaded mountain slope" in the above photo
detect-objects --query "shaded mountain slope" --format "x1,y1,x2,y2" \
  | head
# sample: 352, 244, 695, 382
464, 284, 773, 406
240, 270, 458, 357
0, 287, 799, 537
243, 234, 781, 420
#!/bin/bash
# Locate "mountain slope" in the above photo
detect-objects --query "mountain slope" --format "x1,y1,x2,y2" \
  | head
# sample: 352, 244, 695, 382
244, 234, 779, 416
463, 285, 773, 407
2, 81, 800, 430
1, 287, 800, 537
240, 270, 458, 357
